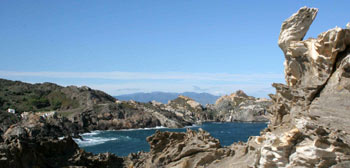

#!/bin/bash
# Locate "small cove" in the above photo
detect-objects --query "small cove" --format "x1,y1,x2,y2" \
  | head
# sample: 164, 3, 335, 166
75, 122, 267, 156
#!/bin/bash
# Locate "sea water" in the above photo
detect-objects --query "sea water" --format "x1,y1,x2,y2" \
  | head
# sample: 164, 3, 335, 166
74, 122, 267, 156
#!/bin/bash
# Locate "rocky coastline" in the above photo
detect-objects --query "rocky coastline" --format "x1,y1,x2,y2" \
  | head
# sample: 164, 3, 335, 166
0, 78, 270, 167
1, 6, 347, 168
126, 7, 350, 167
0, 78, 269, 135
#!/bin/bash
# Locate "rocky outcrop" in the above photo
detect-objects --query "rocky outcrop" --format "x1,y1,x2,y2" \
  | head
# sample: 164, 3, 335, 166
160, 95, 206, 123
0, 136, 124, 168
126, 128, 233, 168
208, 90, 271, 122
0, 79, 192, 134
0, 111, 124, 168
278, 7, 318, 54
3, 6, 349, 168
215, 7, 350, 167
73, 100, 191, 131
64, 88, 192, 130
154, 92, 271, 123
3, 112, 83, 140
0, 111, 19, 136
128, 7, 350, 168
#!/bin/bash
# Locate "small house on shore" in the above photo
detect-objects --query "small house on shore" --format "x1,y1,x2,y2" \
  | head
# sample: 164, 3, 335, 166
7, 108, 15, 114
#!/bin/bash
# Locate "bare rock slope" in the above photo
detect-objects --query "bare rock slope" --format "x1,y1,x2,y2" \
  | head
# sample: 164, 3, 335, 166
126, 128, 233, 168
209, 90, 271, 122
128, 7, 350, 168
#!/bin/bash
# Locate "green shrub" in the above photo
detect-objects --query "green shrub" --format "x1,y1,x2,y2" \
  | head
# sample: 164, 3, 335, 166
30, 97, 50, 109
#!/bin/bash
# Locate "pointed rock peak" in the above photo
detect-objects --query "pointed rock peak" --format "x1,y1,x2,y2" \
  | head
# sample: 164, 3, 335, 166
278, 7, 318, 53
178, 95, 193, 101
235, 90, 248, 98
215, 90, 251, 105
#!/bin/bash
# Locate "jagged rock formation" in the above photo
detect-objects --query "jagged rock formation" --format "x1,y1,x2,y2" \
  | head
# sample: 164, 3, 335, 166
0, 78, 269, 134
159, 95, 206, 123
74, 100, 191, 130
0, 136, 124, 168
155, 92, 271, 123
126, 128, 233, 168
0, 112, 19, 136
3, 112, 83, 140
0, 107, 125, 168
208, 90, 271, 122
215, 7, 350, 167
0, 79, 191, 133
0, 109, 125, 168
128, 7, 350, 168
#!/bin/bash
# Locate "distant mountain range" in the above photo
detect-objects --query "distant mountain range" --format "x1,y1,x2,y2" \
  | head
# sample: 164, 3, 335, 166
115, 92, 220, 105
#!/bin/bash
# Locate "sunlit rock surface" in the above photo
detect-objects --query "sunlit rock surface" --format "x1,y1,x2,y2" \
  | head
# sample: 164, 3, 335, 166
128, 7, 350, 168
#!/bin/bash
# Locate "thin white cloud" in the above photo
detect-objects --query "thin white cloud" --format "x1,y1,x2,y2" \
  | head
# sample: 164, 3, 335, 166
0, 71, 283, 82
87, 83, 277, 98
0, 71, 284, 98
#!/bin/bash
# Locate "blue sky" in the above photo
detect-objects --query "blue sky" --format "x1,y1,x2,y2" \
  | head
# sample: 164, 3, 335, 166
0, 0, 349, 97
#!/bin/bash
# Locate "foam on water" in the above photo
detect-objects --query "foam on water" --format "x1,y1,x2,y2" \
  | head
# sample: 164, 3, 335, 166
119, 126, 167, 131
76, 122, 268, 156
74, 137, 119, 147
81, 130, 102, 136
185, 124, 200, 128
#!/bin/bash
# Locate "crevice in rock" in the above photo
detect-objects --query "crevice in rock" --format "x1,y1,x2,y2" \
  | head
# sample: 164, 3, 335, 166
308, 46, 349, 105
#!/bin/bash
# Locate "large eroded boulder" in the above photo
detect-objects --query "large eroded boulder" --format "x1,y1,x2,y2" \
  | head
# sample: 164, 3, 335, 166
127, 129, 233, 168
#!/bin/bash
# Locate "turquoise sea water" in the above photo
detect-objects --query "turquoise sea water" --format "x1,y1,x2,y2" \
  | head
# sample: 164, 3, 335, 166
75, 122, 267, 156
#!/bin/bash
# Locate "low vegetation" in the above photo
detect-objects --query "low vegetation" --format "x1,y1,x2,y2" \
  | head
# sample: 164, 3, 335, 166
0, 79, 79, 113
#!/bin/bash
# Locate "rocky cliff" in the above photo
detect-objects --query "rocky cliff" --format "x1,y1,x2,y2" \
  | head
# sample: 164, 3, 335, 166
128, 7, 350, 168
155, 91, 271, 123
208, 90, 271, 122
0, 108, 124, 168
0, 79, 191, 133
158, 95, 206, 123
0, 135, 124, 168
126, 128, 234, 168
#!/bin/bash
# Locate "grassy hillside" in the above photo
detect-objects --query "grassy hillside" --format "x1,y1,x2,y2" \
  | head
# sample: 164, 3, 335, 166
0, 79, 115, 113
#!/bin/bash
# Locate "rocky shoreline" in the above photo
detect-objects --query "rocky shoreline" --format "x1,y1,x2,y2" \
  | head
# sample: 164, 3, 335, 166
1, 6, 347, 168
0, 78, 270, 135
124, 7, 350, 167
0, 79, 270, 167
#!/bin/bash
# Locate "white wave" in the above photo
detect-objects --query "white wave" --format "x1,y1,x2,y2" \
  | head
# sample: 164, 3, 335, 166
81, 130, 102, 136
185, 124, 200, 128
119, 126, 168, 131
143, 126, 167, 130
74, 137, 118, 147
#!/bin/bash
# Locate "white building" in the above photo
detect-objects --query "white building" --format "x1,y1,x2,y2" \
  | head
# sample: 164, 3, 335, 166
41, 111, 57, 119
7, 108, 15, 114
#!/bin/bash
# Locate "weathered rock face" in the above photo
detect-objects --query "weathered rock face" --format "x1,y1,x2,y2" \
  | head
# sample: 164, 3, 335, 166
0, 79, 193, 134
127, 128, 233, 168
158, 92, 271, 123
154, 95, 207, 124
0, 111, 19, 136
231, 7, 350, 167
128, 7, 350, 168
0, 112, 124, 168
209, 90, 271, 122
3, 112, 83, 140
67, 90, 192, 130
73, 100, 192, 131
278, 7, 318, 54
0, 136, 124, 168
